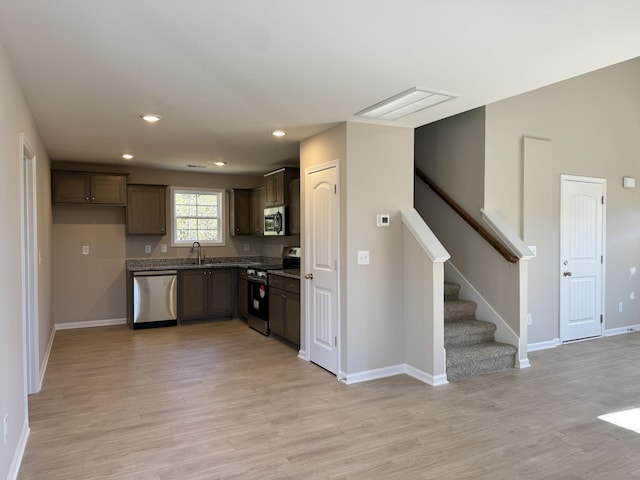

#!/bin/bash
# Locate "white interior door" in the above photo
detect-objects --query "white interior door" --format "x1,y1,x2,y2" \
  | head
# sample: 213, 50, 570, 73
305, 163, 339, 374
560, 176, 604, 342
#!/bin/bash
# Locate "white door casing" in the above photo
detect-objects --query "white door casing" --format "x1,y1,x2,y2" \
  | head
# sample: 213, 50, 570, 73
305, 162, 339, 375
560, 175, 605, 342
21, 133, 40, 394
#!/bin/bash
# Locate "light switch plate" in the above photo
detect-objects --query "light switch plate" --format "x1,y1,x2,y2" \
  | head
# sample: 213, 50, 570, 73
357, 250, 369, 265
145, 245, 152, 254
82, 245, 89, 255
161, 244, 167, 253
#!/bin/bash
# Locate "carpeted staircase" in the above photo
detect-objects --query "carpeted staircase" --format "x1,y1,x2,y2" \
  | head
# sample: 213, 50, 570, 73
445, 281, 517, 381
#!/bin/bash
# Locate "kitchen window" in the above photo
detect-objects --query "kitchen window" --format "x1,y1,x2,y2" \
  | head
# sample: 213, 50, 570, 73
170, 187, 225, 246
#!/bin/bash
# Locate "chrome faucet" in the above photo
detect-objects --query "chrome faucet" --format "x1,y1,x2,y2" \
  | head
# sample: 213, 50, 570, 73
190, 241, 203, 265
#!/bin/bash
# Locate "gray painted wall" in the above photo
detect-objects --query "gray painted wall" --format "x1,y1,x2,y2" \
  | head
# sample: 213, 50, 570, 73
0, 42, 53, 478
486, 57, 640, 343
344, 122, 414, 374
300, 122, 414, 377
414, 107, 486, 222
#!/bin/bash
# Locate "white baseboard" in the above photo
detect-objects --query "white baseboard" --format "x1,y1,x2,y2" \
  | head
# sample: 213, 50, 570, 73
38, 326, 56, 392
344, 364, 405, 385
297, 349, 308, 361
528, 338, 561, 352
7, 420, 30, 480
55, 317, 126, 330
345, 364, 448, 387
605, 324, 640, 337
404, 364, 449, 386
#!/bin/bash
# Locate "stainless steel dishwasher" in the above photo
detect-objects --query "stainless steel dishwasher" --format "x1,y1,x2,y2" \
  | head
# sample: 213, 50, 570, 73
132, 270, 178, 328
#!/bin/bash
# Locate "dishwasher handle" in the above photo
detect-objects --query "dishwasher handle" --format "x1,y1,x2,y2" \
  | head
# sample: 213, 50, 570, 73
133, 270, 178, 277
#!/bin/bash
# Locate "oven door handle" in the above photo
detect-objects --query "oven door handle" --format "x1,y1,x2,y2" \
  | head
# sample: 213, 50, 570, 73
248, 278, 268, 286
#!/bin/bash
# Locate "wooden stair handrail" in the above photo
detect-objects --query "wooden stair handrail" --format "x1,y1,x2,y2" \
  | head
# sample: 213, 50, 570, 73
415, 167, 519, 264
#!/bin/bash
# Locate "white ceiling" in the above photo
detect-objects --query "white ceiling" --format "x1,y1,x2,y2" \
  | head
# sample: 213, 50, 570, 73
1, 1, 640, 174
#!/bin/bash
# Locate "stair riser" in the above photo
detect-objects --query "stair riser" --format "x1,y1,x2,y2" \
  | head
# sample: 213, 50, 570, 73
444, 282, 460, 301
445, 333, 495, 348
444, 304, 477, 322
446, 354, 516, 382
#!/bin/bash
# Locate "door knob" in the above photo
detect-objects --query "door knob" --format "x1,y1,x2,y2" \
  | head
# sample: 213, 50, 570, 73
563, 271, 572, 277
305, 273, 314, 279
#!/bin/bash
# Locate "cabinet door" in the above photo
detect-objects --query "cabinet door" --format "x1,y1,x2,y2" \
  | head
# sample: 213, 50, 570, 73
269, 288, 286, 337
230, 189, 251, 235
91, 174, 127, 205
209, 269, 234, 317
273, 171, 285, 206
289, 178, 300, 235
178, 270, 210, 320
285, 293, 300, 346
238, 278, 248, 319
264, 173, 277, 207
126, 185, 166, 235
52, 172, 90, 204
250, 186, 265, 235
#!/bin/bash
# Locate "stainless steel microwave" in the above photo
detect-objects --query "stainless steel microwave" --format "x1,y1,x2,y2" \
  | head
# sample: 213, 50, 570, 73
264, 206, 287, 236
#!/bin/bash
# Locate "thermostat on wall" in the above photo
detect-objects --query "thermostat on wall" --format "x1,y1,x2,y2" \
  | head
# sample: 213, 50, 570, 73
376, 214, 390, 227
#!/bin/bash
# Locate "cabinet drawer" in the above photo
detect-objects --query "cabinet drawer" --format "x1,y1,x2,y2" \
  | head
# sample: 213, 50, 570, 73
269, 274, 299, 294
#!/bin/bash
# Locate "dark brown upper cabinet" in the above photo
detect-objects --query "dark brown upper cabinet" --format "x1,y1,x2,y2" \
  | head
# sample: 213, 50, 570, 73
52, 171, 127, 206
126, 184, 167, 235
264, 167, 299, 207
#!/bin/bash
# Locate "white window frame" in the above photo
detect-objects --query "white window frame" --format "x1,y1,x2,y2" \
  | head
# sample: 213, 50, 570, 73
170, 186, 226, 247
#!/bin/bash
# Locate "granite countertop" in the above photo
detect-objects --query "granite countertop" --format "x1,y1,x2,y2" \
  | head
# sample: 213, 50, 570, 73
268, 269, 301, 280
126, 256, 282, 272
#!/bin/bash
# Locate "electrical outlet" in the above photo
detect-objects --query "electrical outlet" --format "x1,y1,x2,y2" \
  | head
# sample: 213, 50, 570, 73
619, 302, 624, 313
244, 243, 250, 252
161, 244, 167, 253
82, 245, 89, 255
631, 292, 635, 300
527, 314, 532, 325
145, 245, 151, 254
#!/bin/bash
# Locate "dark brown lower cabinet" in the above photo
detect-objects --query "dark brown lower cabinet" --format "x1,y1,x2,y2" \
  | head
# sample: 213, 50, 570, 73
268, 274, 300, 346
178, 268, 234, 321
238, 268, 248, 319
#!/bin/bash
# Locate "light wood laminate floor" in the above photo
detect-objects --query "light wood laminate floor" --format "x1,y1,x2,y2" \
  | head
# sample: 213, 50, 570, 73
19, 320, 640, 479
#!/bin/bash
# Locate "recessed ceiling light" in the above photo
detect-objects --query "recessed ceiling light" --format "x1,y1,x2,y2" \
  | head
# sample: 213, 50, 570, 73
213, 161, 227, 167
355, 87, 457, 120
271, 130, 286, 137
121, 153, 134, 160
140, 113, 162, 123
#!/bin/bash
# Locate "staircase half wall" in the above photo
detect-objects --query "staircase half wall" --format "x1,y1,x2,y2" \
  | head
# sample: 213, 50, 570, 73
401, 208, 450, 385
